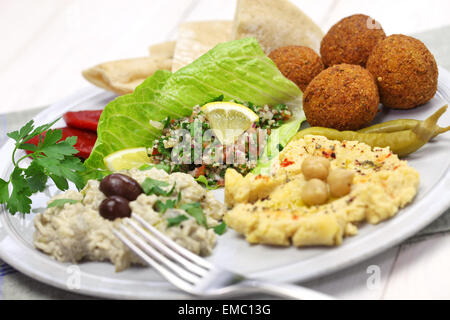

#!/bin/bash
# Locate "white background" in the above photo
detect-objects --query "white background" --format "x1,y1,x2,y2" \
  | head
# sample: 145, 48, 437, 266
1, 0, 450, 114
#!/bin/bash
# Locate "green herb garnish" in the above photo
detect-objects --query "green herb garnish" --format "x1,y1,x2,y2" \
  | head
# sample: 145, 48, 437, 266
179, 202, 207, 227
213, 221, 227, 235
167, 214, 189, 227
195, 175, 219, 190
142, 178, 175, 196
157, 140, 171, 158
48, 199, 80, 208
0, 120, 86, 214
162, 116, 171, 129
206, 95, 224, 103
154, 199, 177, 214
273, 103, 287, 111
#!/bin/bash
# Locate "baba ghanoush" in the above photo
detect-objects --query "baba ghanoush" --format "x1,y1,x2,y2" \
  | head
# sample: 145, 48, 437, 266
34, 168, 225, 271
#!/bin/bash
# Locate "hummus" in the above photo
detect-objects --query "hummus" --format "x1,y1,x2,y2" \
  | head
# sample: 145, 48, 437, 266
224, 135, 420, 247
34, 168, 225, 271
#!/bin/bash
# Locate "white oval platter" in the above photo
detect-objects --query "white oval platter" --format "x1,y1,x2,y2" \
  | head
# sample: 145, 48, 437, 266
0, 67, 449, 299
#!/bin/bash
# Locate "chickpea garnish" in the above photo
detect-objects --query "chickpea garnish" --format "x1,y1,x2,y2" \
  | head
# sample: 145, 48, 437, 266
301, 156, 331, 181
327, 168, 354, 198
302, 179, 329, 206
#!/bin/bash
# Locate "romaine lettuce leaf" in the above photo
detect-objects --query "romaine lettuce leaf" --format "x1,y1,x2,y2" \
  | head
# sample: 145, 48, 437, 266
252, 117, 305, 176
86, 37, 302, 170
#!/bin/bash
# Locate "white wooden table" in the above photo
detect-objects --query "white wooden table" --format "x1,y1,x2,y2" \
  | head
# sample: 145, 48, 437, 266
1, 0, 450, 300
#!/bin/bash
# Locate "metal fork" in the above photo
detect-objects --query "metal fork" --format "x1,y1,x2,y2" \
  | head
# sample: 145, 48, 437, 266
113, 214, 335, 300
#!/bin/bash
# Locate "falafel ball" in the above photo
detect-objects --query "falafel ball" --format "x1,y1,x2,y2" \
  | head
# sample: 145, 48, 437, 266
366, 34, 438, 109
320, 14, 386, 67
269, 46, 324, 91
303, 64, 379, 131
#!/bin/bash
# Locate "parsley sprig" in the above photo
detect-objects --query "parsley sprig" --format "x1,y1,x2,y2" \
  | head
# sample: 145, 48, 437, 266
154, 198, 177, 213
179, 202, 207, 227
167, 215, 188, 227
0, 119, 86, 214
142, 178, 176, 196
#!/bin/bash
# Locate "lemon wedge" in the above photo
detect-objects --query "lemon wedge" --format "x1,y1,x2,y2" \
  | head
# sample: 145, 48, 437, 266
202, 102, 259, 144
104, 147, 151, 171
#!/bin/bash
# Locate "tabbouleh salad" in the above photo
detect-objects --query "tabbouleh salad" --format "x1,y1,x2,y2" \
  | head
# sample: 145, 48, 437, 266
149, 101, 292, 188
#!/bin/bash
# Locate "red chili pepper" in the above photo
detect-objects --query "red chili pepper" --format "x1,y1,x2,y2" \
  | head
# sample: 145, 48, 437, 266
25, 127, 97, 159
63, 110, 102, 132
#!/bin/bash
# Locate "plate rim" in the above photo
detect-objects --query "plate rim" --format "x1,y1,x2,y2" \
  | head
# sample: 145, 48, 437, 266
1, 68, 450, 299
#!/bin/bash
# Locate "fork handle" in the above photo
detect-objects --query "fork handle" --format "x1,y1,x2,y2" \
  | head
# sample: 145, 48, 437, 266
235, 280, 335, 300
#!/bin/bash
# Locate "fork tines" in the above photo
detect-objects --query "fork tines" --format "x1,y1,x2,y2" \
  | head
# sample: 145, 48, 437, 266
113, 213, 213, 292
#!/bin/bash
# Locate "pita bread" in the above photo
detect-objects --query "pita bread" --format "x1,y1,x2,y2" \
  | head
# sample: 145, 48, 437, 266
82, 56, 172, 95
171, 20, 232, 72
148, 40, 176, 58
232, 0, 324, 54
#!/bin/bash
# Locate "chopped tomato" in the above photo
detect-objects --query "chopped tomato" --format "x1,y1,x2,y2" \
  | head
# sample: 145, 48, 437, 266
194, 165, 206, 178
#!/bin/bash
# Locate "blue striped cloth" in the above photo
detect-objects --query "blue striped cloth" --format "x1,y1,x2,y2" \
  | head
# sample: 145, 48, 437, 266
0, 261, 17, 299
0, 262, 16, 277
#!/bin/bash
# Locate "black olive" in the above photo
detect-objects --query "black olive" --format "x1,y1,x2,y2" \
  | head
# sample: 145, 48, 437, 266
99, 196, 131, 221
100, 173, 143, 201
